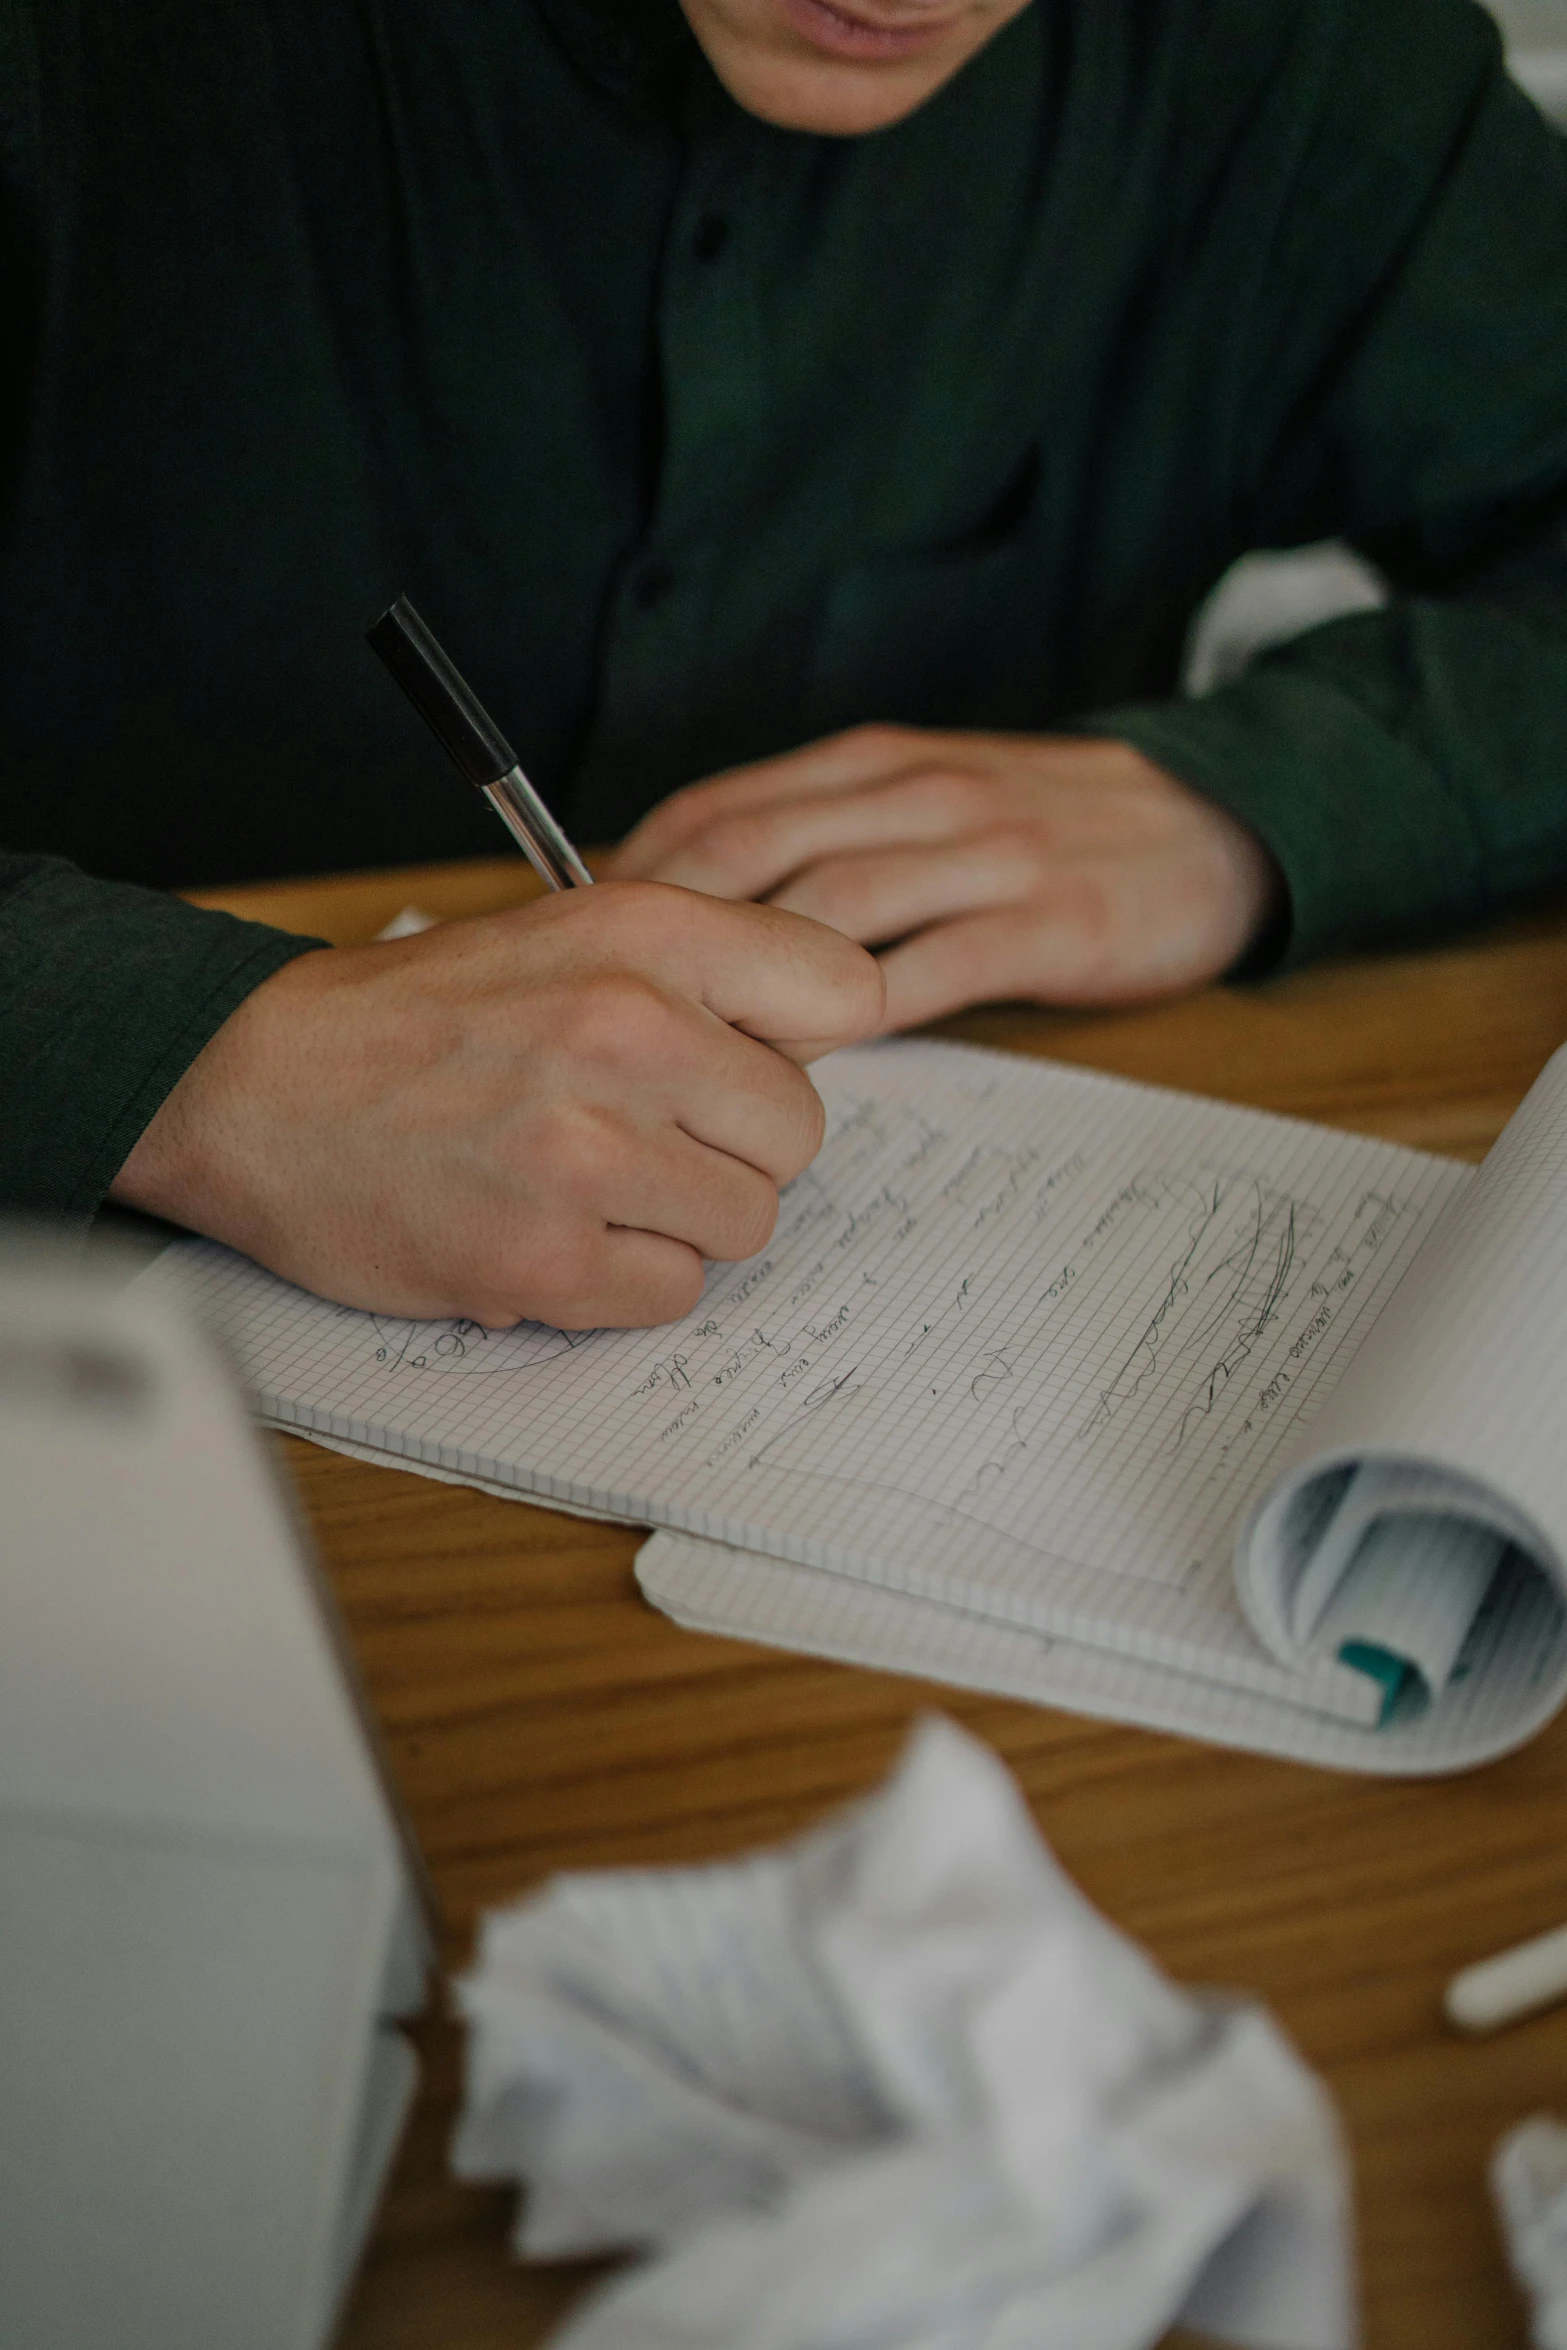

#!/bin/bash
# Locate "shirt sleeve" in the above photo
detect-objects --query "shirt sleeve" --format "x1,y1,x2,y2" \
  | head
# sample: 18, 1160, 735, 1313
0, 852, 324, 1221
1085, 5, 1567, 970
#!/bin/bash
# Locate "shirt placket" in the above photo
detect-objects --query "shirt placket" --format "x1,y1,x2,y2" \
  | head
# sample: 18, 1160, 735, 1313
574, 95, 770, 814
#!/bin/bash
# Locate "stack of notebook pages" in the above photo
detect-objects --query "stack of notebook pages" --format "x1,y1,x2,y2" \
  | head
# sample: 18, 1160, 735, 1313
149, 1036, 1567, 1774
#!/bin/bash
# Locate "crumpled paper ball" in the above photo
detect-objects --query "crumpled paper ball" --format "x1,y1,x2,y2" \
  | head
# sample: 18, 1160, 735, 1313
453, 1715, 1354, 2350
1495, 2115, 1567, 2350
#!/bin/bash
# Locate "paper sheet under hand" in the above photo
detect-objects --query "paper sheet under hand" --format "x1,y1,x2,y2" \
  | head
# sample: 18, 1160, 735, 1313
452, 1717, 1355, 2350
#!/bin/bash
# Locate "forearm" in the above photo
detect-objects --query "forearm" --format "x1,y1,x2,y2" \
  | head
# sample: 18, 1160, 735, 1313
0, 851, 323, 1221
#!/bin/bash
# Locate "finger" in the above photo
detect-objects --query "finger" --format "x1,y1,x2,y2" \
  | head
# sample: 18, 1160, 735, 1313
876, 847, 1261, 1030
528, 1226, 709, 1331
603, 1124, 782, 1262
610, 724, 948, 876
769, 833, 1039, 947
670, 1016, 827, 1184
877, 903, 1116, 1031
606, 885, 887, 1056
632, 767, 1005, 905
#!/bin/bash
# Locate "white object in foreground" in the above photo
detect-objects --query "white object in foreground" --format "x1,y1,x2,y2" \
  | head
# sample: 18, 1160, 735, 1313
1448, 1922, 1567, 2033
0, 1234, 430, 2350
453, 1716, 1355, 2350
1493, 2117, 1567, 2350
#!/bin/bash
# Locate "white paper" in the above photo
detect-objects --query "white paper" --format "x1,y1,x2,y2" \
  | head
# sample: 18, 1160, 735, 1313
374, 905, 438, 939
1493, 2116, 1567, 2350
452, 1718, 1354, 2350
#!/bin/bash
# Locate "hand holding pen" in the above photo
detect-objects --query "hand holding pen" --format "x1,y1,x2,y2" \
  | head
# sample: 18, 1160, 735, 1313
109, 603, 883, 1330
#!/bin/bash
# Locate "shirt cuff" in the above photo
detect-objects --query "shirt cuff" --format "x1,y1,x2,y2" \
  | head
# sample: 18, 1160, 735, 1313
1080, 664, 1489, 974
0, 855, 325, 1222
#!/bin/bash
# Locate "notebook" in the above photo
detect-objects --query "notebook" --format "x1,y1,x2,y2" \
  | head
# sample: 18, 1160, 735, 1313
149, 1037, 1567, 1774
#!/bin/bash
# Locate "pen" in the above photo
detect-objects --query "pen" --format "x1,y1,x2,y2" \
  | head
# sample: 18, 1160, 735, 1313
366, 595, 594, 892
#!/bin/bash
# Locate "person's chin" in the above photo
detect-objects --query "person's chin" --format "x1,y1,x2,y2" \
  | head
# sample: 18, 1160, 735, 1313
685, 0, 998, 133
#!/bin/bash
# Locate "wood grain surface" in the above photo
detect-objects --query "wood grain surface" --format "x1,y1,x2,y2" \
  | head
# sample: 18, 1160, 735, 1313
192, 857, 1567, 2350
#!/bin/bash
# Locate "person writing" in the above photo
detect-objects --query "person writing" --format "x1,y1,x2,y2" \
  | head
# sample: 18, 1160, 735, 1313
3, 0, 1565, 1327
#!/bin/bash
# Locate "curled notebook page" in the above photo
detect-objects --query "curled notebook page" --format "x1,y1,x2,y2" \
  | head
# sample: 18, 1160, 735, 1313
1237, 1046, 1567, 1728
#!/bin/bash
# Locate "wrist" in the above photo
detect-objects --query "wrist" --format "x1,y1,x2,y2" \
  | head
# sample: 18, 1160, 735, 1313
1082, 738, 1286, 989
109, 950, 329, 1241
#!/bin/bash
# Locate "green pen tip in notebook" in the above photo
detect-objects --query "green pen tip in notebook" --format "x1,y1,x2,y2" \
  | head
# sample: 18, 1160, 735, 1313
1338, 1642, 1413, 1726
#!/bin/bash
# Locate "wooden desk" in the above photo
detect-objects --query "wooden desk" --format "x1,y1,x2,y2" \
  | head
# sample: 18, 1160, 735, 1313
192, 860, 1567, 2350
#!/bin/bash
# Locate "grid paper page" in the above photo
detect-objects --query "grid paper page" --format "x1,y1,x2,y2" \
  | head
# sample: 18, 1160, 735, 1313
159, 1041, 1469, 1727
636, 1529, 1567, 1774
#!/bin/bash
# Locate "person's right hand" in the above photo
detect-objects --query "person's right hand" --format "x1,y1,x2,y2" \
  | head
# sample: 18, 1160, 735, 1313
109, 882, 884, 1329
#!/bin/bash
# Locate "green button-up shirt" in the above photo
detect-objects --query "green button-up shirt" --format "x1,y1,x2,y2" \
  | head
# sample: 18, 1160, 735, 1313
4, 0, 1567, 1216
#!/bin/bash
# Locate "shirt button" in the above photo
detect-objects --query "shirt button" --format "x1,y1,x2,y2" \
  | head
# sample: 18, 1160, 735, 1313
632, 561, 676, 607
691, 213, 729, 263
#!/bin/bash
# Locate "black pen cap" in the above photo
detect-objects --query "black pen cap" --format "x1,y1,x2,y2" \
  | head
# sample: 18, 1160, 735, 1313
366, 597, 518, 789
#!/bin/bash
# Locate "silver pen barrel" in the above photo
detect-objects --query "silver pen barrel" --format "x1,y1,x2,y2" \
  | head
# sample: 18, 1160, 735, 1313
483, 768, 595, 891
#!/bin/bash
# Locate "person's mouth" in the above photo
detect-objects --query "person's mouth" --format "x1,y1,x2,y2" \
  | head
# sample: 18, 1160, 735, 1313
775, 0, 965, 61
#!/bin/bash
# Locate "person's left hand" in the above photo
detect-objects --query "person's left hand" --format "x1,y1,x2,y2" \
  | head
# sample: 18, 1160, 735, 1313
609, 725, 1281, 1031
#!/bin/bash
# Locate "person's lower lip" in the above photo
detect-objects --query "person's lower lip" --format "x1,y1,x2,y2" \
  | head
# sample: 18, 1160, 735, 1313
776, 0, 960, 60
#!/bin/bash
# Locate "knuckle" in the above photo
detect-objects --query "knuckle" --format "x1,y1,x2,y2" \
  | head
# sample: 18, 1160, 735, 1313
990, 821, 1052, 879
844, 721, 915, 760
445, 1226, 585, 1330
612, 876, 683, 921
616, 794, 690, 861
584, 879, 676, 949
817, 868, 891, 939
512, 1227, 607, 1331
1029, 871, 1120, 989
561, 968, 676, 1064
570, 877, 671, 950
673, 780, 737, 837
699, 811, 775, 873
530, 1102, 621, 1197
904, 768, 996, 826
